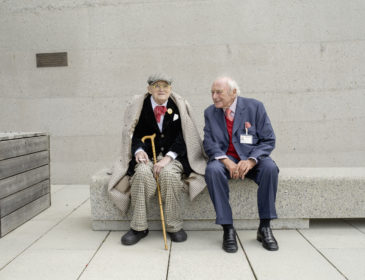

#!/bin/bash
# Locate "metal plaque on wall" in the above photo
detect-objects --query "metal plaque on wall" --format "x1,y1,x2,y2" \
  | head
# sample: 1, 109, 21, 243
36, 52, 68, 67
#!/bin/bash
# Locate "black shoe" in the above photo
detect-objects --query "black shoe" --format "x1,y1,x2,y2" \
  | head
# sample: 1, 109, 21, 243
121, 229, 149, 245
257, 227, 279, 251
168, 229, 187, 242
222, 227, 238, 253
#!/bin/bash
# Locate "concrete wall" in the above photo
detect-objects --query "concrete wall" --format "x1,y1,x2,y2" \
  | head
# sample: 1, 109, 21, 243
0, 0, 364, 184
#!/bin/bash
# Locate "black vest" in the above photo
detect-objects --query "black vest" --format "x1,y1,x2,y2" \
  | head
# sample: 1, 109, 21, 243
127, 94, 192, 176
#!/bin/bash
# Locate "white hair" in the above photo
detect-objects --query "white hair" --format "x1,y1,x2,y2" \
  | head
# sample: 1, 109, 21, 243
227, 78, 241, 96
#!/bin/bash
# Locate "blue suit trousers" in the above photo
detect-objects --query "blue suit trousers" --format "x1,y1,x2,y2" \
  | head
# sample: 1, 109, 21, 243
205, 156, 279, 225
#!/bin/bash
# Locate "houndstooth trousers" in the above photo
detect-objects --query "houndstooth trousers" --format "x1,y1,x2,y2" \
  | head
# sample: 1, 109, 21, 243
129, 158, 184, 232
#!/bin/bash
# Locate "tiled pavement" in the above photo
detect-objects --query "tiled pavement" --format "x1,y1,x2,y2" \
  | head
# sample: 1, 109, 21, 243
0, 185, 364, 280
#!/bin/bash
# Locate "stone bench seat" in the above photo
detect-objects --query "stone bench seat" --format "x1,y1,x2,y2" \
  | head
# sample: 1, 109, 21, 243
90, 167, 365, 230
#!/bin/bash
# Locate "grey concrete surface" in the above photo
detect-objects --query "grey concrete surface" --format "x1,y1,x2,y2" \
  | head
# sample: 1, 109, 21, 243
1, 0, 364, 183
0, 185, 89, 270
300, 220, 365, 280
0, 202, 107, 280
79, 231, 170, 280
0, 185, 364, 280
168, 231, 254, 280
347, 219, 365, 234
90, 167, 365, 230
237, 230, 345, 280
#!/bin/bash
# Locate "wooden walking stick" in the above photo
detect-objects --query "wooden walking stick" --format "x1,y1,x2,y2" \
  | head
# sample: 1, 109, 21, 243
141, 133, 168, 250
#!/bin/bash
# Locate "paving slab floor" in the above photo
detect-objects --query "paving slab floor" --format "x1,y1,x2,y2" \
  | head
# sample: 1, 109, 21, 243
0, 185, 364, 280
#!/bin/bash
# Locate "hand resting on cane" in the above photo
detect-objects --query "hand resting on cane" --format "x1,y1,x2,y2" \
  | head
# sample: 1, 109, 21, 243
135, 150, 172, 177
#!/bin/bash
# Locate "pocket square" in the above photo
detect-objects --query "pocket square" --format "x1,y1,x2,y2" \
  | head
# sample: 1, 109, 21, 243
173, 114, 179, 121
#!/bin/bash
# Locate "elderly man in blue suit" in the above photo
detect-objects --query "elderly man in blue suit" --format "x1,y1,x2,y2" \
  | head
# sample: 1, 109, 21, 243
203, 76, 279, 252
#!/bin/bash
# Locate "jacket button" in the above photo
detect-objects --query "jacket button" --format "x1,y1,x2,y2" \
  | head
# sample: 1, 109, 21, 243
161, 134, 165, 138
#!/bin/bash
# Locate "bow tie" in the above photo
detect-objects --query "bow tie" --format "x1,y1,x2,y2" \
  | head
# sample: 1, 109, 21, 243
154, 105, 167, 123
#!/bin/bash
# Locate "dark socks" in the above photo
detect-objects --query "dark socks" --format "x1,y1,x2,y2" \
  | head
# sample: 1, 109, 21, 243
222, 224, 234, 232
222, 221, 271, 231
259, 219, 271, 229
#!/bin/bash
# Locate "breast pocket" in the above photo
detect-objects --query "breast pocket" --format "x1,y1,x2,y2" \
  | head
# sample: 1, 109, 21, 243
247, 127, 259, 144
237, 127, 257, 145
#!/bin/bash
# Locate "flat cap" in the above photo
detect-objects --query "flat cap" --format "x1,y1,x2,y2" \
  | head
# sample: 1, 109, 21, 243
147, 73, 173, 85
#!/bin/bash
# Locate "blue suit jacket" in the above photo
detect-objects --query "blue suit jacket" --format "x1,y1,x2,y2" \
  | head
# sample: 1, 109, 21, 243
203, 96, 276, 162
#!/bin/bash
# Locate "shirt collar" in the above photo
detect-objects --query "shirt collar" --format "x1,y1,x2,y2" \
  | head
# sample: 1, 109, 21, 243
150, 95, 168, 109
224, 96, 238, 114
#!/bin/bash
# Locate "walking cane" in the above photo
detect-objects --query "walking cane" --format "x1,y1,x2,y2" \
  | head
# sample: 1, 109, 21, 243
141, 133, 168, 250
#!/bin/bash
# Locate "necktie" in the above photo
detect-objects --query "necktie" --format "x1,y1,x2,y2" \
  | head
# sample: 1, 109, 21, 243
225, 108, 234, 121
154, 105, 167, 123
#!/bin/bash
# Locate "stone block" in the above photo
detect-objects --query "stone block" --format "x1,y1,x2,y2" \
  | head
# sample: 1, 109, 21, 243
89, 167, 365, 230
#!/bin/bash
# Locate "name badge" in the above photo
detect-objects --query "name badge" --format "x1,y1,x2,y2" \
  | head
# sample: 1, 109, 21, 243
240, 134, 253, 144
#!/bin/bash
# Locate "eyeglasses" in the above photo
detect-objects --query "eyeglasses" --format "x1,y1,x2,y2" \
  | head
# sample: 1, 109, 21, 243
151, 84, 170, 90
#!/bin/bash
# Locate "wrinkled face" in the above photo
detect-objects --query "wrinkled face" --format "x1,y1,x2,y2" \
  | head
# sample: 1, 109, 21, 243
148, 81, 171, 105
211, 79, 236, 108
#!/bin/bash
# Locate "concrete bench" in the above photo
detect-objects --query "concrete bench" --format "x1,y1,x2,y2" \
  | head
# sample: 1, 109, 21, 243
90, 167, 365, 230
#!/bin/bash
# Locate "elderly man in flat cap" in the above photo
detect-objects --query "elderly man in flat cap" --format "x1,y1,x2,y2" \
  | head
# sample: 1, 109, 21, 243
108, 74, 206, 245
